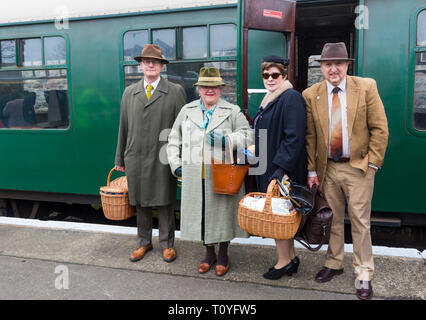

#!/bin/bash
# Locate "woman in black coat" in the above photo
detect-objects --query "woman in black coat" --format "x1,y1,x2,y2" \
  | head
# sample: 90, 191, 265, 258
253, 56, 307, 280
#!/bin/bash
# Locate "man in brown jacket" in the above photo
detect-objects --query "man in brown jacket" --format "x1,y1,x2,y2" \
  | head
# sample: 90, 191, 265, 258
303, 43, 388, 300
115, 44, 186, 263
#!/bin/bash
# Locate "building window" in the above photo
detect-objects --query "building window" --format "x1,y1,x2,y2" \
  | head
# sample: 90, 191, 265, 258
0, 36, 69, 129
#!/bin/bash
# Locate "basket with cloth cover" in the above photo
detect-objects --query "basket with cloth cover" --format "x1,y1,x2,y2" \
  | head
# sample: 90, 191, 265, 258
100, 168, 135, 220
238, 179, 302, 239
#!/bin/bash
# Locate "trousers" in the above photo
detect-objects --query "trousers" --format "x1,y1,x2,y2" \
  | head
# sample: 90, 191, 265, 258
323, 161, 375, 281
136, 205, 175, 249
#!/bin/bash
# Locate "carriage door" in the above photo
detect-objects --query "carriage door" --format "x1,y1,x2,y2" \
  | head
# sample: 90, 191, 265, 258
237, 0, 296, 121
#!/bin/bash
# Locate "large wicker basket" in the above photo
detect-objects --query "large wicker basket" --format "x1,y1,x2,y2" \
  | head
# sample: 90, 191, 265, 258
100, 168, 135, 220
238, 180, 301, 240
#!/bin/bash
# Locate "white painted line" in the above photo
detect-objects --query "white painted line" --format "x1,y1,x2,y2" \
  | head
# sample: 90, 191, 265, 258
247, 89, 268, 94
0, 216, 423, 259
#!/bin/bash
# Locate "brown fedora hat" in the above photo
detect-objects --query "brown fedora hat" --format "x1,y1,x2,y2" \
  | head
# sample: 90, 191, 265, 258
134, 44, 169, 64
316, 42, 354, 62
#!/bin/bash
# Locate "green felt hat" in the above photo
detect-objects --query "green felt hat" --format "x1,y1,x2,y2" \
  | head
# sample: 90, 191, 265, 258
194, 67, 225, 86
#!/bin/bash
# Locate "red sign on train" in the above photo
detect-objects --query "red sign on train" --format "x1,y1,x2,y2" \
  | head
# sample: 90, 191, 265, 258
263, 9, 283, 19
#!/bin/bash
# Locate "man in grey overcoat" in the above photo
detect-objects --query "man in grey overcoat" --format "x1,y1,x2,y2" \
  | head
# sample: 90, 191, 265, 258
114, 44, 186, 263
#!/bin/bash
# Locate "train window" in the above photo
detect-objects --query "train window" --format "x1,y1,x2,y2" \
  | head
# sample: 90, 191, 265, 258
124, 61, 237, 104
153, 29, 176, 60
413, 53, 426, 130
0, 40, 16, 67
124, 30, 148, 61
210, 24, 237, 57
418, 10, 426, 46
44, 37, 66, 65
21, 38, 42, 67
0, 69, 69, 129
183, 26, 207, 59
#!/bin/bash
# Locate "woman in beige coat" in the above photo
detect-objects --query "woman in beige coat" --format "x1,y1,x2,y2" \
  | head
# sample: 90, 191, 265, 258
167, 67, 253, 276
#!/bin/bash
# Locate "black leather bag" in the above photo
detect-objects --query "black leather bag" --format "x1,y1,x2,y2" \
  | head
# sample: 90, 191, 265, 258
277, 180, 333, 252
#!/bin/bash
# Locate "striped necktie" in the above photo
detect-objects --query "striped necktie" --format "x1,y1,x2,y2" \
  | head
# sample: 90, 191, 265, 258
146, 85, 153, 100
330, 87, 343, 160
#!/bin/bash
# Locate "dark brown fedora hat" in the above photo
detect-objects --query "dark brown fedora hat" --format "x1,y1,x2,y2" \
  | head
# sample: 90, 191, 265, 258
134, 44, 169, 64
316, 42, 354, 62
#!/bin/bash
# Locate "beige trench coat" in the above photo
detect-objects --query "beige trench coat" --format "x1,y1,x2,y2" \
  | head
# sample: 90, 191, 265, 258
167, 98, 253, 244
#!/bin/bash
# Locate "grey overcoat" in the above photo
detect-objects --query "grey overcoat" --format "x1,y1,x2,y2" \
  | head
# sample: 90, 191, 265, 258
115, 77, 186, 206
167, 98, 253, 244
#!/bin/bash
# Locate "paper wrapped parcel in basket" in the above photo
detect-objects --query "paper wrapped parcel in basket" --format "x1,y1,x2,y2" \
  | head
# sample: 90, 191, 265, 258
100, 168, 135, 220
238, 180, 302, 240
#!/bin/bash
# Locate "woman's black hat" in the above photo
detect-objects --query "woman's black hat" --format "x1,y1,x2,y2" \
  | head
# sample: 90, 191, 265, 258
262, 55, 289, 66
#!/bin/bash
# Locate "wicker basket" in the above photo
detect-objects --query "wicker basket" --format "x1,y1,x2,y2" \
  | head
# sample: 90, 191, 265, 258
100, 168, 135, 220
238, 180, 301, 240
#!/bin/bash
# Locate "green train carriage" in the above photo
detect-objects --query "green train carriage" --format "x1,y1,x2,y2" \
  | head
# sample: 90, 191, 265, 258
0, 0, 424, 247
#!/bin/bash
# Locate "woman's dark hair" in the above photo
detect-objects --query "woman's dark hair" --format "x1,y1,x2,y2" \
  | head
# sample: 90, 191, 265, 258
261, 62, 288, 77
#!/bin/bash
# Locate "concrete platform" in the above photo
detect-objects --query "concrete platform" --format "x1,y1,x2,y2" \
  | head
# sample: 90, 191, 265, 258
0, 219, 424, 300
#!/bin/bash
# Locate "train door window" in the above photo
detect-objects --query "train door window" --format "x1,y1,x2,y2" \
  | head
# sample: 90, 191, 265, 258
44, 37, 66, 65
0, 40, 16, 67
152, 29, 176, 60
411, 9, 426, 131
413, 53, 426, 130
210, 24, 237, 57
123, 30, 148, 61
307, 55, 324, 88
21, 38, 42, 67
417, 10, 426, 46
182, 26, 207, 59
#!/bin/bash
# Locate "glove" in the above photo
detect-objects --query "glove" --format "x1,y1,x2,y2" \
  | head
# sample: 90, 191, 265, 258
269, 167, 285, 182
175, 167, 182, 178
207, 131, 228, 149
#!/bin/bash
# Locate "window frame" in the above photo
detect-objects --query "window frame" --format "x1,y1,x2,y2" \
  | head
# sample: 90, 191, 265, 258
408, 6, 426, 135
119, 22, 238, 95
0, 32, 71, 133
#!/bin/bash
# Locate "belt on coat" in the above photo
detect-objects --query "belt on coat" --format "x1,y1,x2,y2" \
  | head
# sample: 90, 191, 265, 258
328, 157, 350, 163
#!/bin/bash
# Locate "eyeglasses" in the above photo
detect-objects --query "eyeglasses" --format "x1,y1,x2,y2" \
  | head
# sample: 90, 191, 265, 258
262, 72, 282, 80
142, 58, 162, 66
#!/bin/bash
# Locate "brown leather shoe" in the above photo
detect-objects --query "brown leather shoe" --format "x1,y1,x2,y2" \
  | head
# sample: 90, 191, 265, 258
314, 267, 344, 283
163, 248, 177, 263
198, 256, 217, 274
129, 244, 153, 262
215, 262, 230, 277
356, 280, 373, 300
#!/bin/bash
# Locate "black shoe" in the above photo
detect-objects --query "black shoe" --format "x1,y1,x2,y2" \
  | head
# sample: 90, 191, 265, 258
263, 261, 295, 280
291, 256, 300, 273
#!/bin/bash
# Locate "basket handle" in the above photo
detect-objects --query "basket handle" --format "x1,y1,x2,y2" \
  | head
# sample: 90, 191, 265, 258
106, 168, 117, 186
263, 179, 284, 214
227, 136, 234, 165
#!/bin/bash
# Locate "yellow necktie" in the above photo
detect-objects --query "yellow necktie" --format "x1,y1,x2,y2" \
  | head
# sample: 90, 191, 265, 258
146, 85, 153, 100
